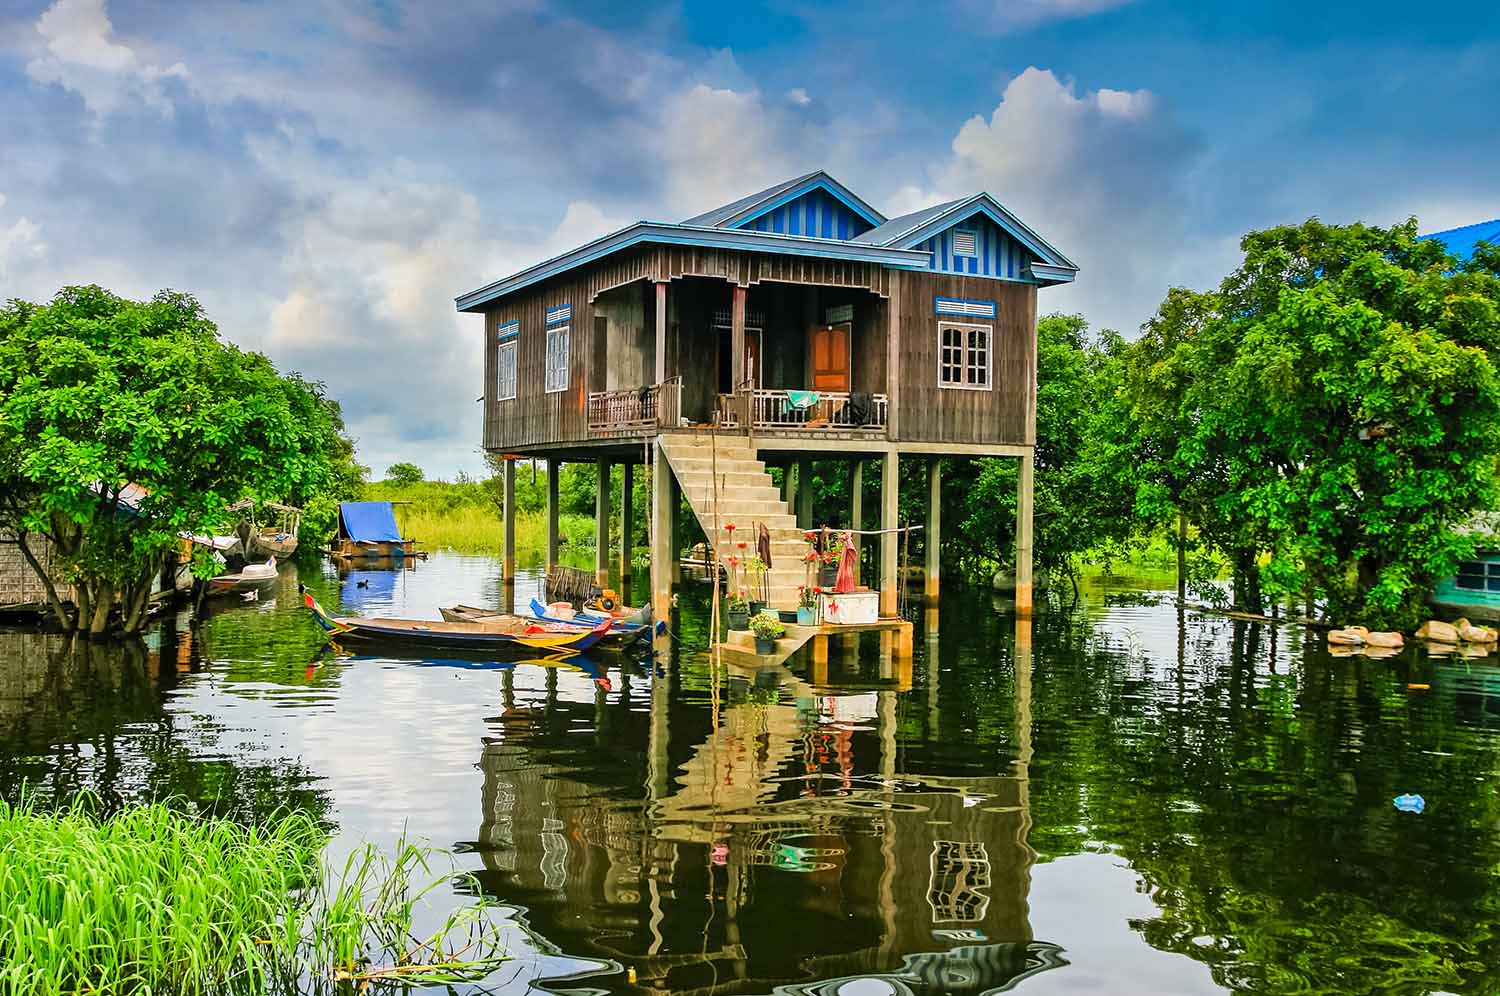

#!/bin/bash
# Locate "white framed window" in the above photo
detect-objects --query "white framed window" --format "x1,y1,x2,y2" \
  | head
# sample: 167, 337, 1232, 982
544, 325, 570, 393
938, 321, 991, 390
1456, 559, 1500, 592
952, 228, 978, 258
495, 340, 517, 401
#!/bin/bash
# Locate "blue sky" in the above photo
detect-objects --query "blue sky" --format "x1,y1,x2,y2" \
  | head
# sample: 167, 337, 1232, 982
1, 0, 1495, 477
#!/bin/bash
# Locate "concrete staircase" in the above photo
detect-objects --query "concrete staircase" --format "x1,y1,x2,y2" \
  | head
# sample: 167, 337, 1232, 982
659, 433, 813, 610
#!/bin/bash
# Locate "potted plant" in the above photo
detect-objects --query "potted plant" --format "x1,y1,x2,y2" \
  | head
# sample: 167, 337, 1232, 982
749, 611, 786, 655
743, 555, 768, 615
797, 585, 818, 626
726, 589, 750, 631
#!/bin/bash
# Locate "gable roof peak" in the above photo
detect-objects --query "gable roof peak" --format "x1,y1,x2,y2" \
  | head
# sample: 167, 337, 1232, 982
680, 170, 885, 230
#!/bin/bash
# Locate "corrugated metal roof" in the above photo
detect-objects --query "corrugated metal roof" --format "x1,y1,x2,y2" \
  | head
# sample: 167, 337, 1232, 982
850, 198, 967, 246
1419, 218, 1500, 263
681, 170, 885, 230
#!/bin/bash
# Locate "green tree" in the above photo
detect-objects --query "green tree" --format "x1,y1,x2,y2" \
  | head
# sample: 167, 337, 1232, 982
0, 286, 354, 634
383, 462, 424, 487
1129, 219, 1500, 624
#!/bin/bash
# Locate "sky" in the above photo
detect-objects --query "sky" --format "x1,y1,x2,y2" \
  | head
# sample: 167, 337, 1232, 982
1, 0, 1496, 479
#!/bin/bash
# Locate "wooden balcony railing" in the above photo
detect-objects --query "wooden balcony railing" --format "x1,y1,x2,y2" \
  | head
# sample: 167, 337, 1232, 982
719, 390, 887, 431
588, 380, 681, 434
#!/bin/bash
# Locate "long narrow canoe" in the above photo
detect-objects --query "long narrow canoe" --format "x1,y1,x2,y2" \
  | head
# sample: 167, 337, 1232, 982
302, 587, 611, 654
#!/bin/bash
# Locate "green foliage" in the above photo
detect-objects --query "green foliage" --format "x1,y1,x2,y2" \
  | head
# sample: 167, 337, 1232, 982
1125, 219, 1500, 625
0, 286, 360, 632
383, 462, 424, 487
0, 796, 507, 995
748, 611, 785, 639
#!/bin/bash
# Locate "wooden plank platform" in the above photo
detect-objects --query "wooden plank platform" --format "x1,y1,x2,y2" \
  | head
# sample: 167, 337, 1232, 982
713, 616, 913, 667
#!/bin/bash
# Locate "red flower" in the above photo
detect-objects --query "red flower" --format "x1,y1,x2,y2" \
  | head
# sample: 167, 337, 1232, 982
737, 541, 747, 549
812, 586, 822, 594
728, 556, 739, 566
725, 523, 736, 532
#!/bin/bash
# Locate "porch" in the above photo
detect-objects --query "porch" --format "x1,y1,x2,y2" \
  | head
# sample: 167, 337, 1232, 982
586, 272, 891, 437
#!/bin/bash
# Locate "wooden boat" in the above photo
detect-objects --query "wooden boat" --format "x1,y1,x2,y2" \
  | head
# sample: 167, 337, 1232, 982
250, 529, 299, 557
207, 557, 278, 597
329, 501, 423, 561
303, 587, 611, 654
440, 601, 660, 647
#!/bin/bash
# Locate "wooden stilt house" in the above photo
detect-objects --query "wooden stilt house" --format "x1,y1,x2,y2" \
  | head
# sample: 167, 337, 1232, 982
457, 171, 1078, 616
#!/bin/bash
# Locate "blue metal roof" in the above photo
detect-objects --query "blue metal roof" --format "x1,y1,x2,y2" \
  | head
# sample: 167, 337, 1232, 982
681, 170, 886, 230
1419, 218, 1500, 263
455, 221, 932, 312
456, 174, 1078, 311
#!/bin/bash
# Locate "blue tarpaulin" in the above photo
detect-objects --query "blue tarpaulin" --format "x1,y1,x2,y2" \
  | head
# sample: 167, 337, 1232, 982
338, 501, 403, 543
1419, 219, 1500, 264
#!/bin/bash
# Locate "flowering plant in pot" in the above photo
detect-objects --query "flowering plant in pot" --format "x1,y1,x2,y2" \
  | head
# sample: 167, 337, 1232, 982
818, 533, 843, 588
726, 589, 750, 630
797, 585, 818, 626
749, 610, 786, 654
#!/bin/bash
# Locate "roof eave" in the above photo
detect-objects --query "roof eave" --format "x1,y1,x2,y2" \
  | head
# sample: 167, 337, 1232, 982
887, 194, 1079, 271
455, 223, 931, 313
1028, 262, 1078, 286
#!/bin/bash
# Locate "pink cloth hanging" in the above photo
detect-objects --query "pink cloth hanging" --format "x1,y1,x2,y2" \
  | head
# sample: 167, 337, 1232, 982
834, 530, 857, 593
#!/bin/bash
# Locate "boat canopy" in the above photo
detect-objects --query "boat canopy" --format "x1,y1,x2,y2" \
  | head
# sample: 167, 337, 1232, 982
338, 501, 403, 543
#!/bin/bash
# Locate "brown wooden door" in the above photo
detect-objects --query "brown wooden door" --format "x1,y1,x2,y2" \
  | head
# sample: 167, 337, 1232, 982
810, 323, 850, 391
745, 331, 762, 388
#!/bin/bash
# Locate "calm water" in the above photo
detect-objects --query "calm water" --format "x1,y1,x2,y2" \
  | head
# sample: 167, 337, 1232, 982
4, 553, 1500, 996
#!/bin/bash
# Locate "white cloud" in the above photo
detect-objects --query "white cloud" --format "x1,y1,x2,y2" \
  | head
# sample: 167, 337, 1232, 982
0, 194, 47, 283
984, 0, 1136, 31
26, 0, 188, 115
923, 67, 1212, 333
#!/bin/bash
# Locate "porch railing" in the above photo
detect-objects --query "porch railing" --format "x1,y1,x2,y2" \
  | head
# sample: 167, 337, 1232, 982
587, 380, 681, 434
719, 390, 888, 431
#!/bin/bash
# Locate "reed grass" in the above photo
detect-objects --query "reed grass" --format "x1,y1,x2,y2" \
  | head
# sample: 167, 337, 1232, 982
0, 797, 508, 996
396, 503, 595, 559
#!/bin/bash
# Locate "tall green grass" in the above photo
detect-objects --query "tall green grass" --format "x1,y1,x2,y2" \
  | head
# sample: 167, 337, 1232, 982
0, 797, 508, 995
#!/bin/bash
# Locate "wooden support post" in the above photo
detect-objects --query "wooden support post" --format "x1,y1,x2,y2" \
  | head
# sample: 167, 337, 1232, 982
850, 460, 863, 584
730, 285, 747, 391
797, 458, 813, 529
620, 462, 634, 586
651, 441, 673, 618
502, 458, 516, 583
880, 450, 899, 617
595, 460, 611, 586
925, 459, 941, 601
784, 462, 796, 510
1016, 449, 1034, 617
811, 634, 829, 666
546, 459, 560, 572
654, 281, 668, 385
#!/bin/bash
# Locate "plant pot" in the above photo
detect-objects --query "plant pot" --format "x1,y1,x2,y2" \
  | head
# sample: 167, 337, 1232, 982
749, 600, 766, 617
819, 563, 838, 588
728, 608, 749, 631
778, 609, 799, 624
754, 636, 777, 655
797, 606, 816, 626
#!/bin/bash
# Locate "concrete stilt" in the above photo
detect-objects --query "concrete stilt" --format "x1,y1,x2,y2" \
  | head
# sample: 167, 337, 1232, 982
797, 458, 813, 529
502, 457, 516, 583
1016, 449, 1034, 617
620, 462, 634, 587
546, 459, 560, 572
668, 469, 682, 583
596, 460, 611, 586
651, 441, 673, 618
880, 450, 899, 617
925, 458, 941, 601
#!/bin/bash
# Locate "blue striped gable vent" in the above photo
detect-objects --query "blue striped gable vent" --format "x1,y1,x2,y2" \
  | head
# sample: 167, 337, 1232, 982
935, 298, 997, 319
545, 304, 571, 326
496, 320, 519, 341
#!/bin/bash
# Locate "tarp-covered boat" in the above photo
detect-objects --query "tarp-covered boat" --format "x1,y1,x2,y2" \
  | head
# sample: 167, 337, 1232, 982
303, 587, 610, 654
330, 501, 419, 560
528, 597, 659, 637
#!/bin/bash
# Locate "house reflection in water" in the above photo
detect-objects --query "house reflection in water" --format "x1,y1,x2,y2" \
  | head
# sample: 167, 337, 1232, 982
470, 620, 1062, 995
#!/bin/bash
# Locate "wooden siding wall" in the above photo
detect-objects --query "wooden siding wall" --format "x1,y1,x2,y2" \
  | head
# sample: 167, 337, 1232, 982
894, 273, 1037, 446
480, 244, 1027, 452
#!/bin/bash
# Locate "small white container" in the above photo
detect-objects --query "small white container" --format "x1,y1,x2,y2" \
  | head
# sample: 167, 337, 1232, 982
819, 590, 878, 625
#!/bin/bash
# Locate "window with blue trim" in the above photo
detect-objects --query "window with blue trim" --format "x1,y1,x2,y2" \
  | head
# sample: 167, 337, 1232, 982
545, 325, 570, 393
495, 340, 517, 401
1456, 560, 1500, 592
